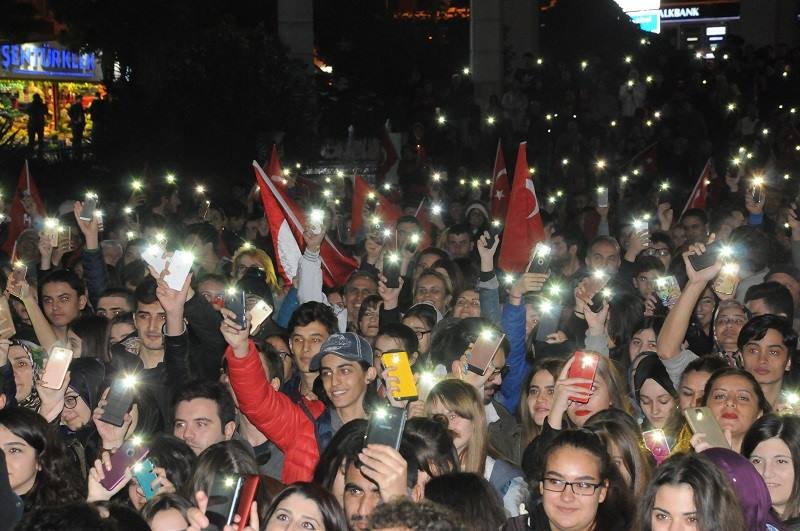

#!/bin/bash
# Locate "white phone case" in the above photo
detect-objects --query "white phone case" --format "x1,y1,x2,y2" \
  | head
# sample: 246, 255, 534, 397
142, 245, 168, 275
164, 250, 194, 290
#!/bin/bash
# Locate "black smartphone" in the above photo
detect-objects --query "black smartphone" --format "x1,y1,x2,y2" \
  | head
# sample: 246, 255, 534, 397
589, 287, 611, 313
485, 219, 502, 248
535, 300, 561, 341
224, 287, 247, 329
687, 242, 721, 271
99, 376, 137, 427
527, 243, 552, 274
383, 253, 401, 289
206, 474, 245, 530
79, 195, 98, 222
404, 233, 421, 254
365, 407, 407, 451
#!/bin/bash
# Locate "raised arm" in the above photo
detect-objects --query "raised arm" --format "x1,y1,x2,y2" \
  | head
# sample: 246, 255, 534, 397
476, 231, 501, 325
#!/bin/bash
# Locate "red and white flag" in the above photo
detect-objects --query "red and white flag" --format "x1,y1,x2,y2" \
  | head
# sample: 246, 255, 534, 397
253, 161, 357, 287
2, 160, 45, 255
263, 144, 287, 186
376, 121, 400, 184
489, 139, 510, 220
350, 174, 403, 234
681, 158, 713, 218
498, 142, 546, 272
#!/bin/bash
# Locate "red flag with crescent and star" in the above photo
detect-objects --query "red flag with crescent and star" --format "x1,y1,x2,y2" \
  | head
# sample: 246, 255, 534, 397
489, 139, 509, 220
680, 158, 713, 218
498, 142, 546, 272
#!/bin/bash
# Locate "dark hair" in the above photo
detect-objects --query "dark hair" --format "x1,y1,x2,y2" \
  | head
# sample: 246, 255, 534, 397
428, 317, 510, 369
396, 215, 422, 229
680, 355, 728, 385
313, 419, 367, 490
93, 501, 151, 531
121, 259, 148, 291
584, 409, 652, 497
424, 472, 505, 531
540, 429, 634, 530
0, 407, 85, 512
551, 227, 586, 260
70, 315, 110, 362
430, 257, 466, 298
635, 452, 745, 531
108, 311, 135, 340
737, 314, 797, 363
264, 482, 348, 531
253, 339, 286, 387
172, 380, 236, 428
134, 276, 158, 305
140, 493, 194, 525
417, 247, 449, 265
633, 255, 666, 276
370, 498, 464, 531
701, 368, 773, 415
681, 208, 708, 225
649, 231, 674, 253
376, 323, 419, 358
356, 294, 382, 332
403, 303, 439, 331
744, 282, 795, 321
15, 502, 114, 531
39, 269, 85, 298
97, 288, 135, 312
146, 435, 197, 494
447, 223, 472, 239
608, 293, 645, 355
345, 270, 379, 291
403, 416, 459, 478
520, 358, 564, 444
742, 414, 800, 521
185, 222, 218, 247
287, 301, 338, 337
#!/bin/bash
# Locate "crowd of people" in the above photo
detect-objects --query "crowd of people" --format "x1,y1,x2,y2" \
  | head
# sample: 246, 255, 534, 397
0, 32, 799, 531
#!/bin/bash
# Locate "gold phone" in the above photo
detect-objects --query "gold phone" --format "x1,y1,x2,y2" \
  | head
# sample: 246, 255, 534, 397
712, 263, 739, 296
40, 346, 73, 389
249, 300, 273, 334
7, 264, 28, 299
382, 350, 418, 400
683, 407, 730, 449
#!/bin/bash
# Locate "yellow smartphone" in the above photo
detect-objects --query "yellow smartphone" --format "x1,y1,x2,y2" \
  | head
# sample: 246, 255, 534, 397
382, 350, 417, 400
712, 263, 739, 296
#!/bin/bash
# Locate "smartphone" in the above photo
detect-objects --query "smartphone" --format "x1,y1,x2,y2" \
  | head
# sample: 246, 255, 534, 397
7, 264, 27, 299
308, 209, 325, 235
79, 195, 97, 222
751, 183, 763, 204
466, 330, 505, 376
527, 243, 552, 274
383, 252, 401, 289
588, 286, 611, 313
485, 220, 502, 248
0, 295, 16, 340
404, 233, 421, 254
224, 287, 247, 329
712, 263, 739, 296
164, 250, 193, 290
249, 300, 273, 334
567, 351, 599, 404
365, 407, 407, 450
132, 458, 160, 501
654, 276, 681, 308
642, 429, 671, 465
596, 186, 609, 208
382, 350, 417, 400
535, 300, 562, 342
687, 242, 720, 271
234, 475, 261, 529
206, 474, 245, 529
100, 438, 149, 491
39, 346, 73, 389
141, 244, 167, 275
99, 376, 137, 427
683, 406, 730, 449
43, 219, 59, 248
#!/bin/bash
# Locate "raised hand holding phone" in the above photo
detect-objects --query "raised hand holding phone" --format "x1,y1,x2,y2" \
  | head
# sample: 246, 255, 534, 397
87, 450, 134, 502
219, 307, 251, 358
548, 355, 594, 430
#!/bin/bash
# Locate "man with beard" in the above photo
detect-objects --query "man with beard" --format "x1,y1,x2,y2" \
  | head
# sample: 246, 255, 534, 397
549, 228, 585, 287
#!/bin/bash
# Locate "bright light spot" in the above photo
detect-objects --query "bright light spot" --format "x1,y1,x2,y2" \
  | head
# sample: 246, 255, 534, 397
620, 175, 629, 184
462, 67, 470, 75
580, 60, 588, 70
165, 174, 176, 184
122, 374, 138, 389
536, 58, 543, 65
436, 115, 446, 125
561, 158, 570, 166
610, 120, 617, 127
336, 170, 344, 178
722, 263, 740, 275
309, 209, 325, 224
624, 55, 632, 64
195, 185, 206, 194
432, 172, 441, 181
645, 75, 654, 84
374, 407, 388, 419
659, 181, 670, 191
727, 102, 736, 112
595, 159, 607, 170
486, 115, 496, 125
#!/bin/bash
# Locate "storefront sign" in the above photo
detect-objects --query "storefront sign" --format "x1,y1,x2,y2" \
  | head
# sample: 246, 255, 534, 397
0, 42, 103, 82
660, 2, 740, 22
630, 10, 661, 33
614, 0, 660, 12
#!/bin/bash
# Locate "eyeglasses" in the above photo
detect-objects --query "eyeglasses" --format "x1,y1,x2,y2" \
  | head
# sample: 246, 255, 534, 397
716, 317, 747, 328
414, 329, 431, 340
490, 366, 510, 378
276, 351, 292, 360
64, 395, 79, 409
643, 248, 670, 257
541, 477, 603, 496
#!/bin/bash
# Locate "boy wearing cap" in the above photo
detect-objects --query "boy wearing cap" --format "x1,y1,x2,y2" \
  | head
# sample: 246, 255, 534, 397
221, 307, 377, 481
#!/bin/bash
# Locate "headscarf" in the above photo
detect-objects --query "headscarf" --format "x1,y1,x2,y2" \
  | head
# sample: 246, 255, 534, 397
702, 448, 785, 530
633, 352, 677, 404
12, 340, 43, 412
67, 357, 106, 414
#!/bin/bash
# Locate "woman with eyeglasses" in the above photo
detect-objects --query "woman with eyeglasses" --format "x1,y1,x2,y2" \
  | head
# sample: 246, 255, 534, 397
657, 244, 748, 392
506, 429, 633, 531
402, 302, 439, 364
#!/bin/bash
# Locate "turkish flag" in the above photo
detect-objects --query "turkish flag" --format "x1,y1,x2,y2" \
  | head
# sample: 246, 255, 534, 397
490, 139, 510, 220
263, 144, 287, 186
2, 160, 45, 255
253, 162, 357, 287
680, 158, 713, 218
350, 175, 403, 235
498, 142, 546, 272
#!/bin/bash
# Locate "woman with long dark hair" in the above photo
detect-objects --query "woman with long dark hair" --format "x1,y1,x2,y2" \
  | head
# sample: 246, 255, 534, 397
263, 482, 348, 531
0, 406, 85, 513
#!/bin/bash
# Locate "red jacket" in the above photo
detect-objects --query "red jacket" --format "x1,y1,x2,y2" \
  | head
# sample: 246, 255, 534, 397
225, 341, 320, 484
